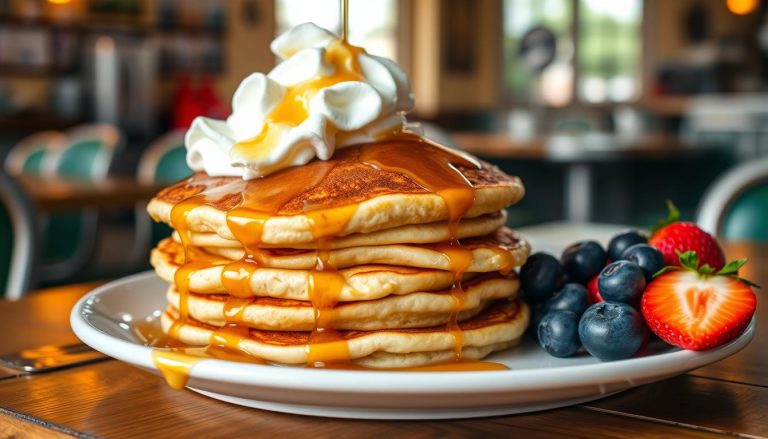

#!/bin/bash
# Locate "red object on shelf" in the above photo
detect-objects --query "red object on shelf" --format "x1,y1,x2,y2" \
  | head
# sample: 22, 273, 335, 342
199, 75, 229, 119
170, 74, 229, 128
170, 74, 205, 129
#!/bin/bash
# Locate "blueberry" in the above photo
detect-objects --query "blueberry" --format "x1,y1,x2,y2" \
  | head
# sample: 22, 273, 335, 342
560, 240, 607, 283
578, 302, 646, 361
543, 283, 588, 316
622, 244, 665, 282
538, 310, 581, 358
597, 261, 646, 304
607, 230, 647, 262
520, 252, 566, 303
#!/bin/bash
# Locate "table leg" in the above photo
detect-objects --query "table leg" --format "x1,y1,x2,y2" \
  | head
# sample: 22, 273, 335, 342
565, 164, 592, 222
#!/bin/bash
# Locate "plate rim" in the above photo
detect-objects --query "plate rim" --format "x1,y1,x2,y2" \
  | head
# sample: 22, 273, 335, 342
70, 271, 756, 395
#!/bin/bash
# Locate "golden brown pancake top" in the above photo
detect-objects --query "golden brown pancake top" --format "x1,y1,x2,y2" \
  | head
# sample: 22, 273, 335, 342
154, 140, 519, 215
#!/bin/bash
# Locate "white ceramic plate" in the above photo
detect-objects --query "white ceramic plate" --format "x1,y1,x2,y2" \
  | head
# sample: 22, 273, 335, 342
71, 271, 755, 420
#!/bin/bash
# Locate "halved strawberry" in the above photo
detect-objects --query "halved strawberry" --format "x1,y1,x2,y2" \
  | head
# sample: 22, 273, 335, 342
586, 274, 603, 305
649, 201, 725, 270
641, 252, 757, 351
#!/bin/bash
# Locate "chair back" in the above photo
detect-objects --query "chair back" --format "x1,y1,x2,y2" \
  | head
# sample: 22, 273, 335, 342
697, 158, 768, 242
45, 124, 122, 182
129, 130, 191, 270
137, 130, 192, 185
4, 131, 67, 177
0, 172, 38, 300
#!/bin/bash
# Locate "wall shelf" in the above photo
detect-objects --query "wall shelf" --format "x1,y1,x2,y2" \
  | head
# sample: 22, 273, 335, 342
0, 15, 225, 37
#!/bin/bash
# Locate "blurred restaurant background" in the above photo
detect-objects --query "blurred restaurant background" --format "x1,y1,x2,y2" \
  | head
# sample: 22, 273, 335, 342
1, 0, 767, 298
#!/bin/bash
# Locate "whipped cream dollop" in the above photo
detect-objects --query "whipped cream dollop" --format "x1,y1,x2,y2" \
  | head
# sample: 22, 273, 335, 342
186, 23, 415, 179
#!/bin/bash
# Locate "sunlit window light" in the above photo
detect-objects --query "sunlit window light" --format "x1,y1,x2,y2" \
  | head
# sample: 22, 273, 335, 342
275, 0, 398, 61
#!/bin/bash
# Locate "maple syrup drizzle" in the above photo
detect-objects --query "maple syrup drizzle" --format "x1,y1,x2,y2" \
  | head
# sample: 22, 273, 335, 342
340, 0, 349, 42
209, 324, 251, 352
325, 360, 509, 372
491, 247, 515, 276
359, 137, 478, 361
136, 313, 267, 389
151, 350, 201, 390
433, 242, 474, 360
220, 259, 259, 298
222, 296, 255, 325
170, 198, 200, 321
306, 239, 352, 367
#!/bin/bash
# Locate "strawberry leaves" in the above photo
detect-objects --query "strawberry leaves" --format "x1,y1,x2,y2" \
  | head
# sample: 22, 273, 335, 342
651, 200, 680, 234
652, 250, 760, 288
718, 258, 748, 275
678, 250, 703, 271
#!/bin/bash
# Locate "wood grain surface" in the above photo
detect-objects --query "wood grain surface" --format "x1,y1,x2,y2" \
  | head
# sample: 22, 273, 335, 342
0, 243, 764, 438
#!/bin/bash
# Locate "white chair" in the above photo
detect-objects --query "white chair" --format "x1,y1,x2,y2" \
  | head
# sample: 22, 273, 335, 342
4, 131, 67, 177
0, 172, 38, 300
129, 130, 190, 269
697, 158, 768, 241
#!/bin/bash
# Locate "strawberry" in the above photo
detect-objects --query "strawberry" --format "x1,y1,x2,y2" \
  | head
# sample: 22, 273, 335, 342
641, 251, 757, 351
586, 274, 603, 305
649, 201, 725, 270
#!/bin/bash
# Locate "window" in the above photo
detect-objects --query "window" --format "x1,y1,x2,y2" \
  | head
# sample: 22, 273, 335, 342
275, 0, 398, 61
578, 0, 642, 102
503, 0, 574, 106
503, 0, 642, 105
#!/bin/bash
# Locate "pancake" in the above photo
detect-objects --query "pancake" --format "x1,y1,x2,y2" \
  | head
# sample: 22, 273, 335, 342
166, 275, 519, 331
152, 240, 479, 300
147, 141, 524, 246
160, 298, 529, 367
189, 227, 529, 272
172, 211, 508, 249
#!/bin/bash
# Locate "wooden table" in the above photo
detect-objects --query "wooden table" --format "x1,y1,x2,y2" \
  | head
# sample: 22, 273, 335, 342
0, 242, 765, 437
16, 175, 164, 212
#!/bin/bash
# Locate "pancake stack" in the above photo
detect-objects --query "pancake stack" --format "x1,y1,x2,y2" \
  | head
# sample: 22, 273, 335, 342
147, 137, 531, 368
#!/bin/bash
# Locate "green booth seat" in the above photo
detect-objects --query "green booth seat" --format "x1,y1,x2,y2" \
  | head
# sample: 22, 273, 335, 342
697, 158, 768, 243
0, 172, 38, 299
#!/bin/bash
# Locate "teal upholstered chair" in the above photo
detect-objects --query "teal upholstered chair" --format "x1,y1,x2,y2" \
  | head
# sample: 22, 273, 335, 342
40, 124, 122, 283
130, 130, 192, 268
4, 131, 67, 177
44, 124, 121, 181
0, 171, 38, 300
697, 158, 768, 242
138, 130, 192, 185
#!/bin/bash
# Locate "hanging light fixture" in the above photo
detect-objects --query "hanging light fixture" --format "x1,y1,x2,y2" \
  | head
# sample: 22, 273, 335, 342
726, 0, 759, 15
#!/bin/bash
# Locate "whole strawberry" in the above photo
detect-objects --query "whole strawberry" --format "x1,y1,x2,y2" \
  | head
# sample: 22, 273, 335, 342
641, 251, 757, 351
649, 201, 725, 270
